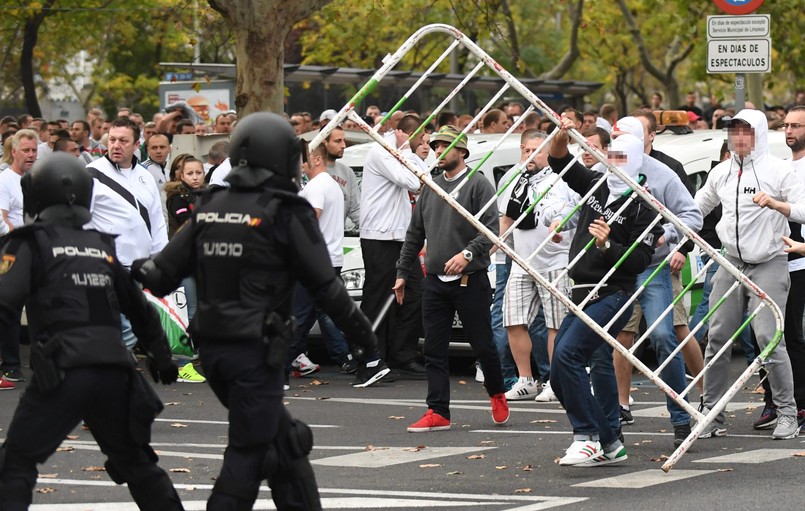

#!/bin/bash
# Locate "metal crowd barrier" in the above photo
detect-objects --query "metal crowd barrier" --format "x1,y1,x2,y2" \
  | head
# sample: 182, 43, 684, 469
308, 23, 784, 472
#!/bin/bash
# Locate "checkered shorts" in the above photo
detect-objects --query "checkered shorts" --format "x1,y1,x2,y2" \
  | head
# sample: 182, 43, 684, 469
503, 269, 570, 329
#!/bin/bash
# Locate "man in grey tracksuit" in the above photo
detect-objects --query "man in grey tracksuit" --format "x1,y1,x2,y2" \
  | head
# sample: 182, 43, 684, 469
696, 108, 805, 439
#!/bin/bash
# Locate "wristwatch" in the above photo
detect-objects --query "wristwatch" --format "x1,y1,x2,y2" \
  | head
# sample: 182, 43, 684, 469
598, 240, 611, 254
462, 249, 474, 262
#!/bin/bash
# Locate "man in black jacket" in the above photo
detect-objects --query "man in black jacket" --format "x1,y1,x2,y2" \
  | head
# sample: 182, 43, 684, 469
547, 117, 663, 467
0, 153, 181, 511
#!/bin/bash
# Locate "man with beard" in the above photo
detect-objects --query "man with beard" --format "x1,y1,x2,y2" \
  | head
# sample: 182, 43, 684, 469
324, 126, 360, 230
752, 107, 805, 432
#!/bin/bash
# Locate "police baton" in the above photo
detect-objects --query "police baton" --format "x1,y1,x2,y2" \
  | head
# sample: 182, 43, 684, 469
371, 294, 396, 332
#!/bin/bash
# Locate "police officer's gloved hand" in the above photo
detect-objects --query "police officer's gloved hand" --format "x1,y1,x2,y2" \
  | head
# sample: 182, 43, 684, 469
147, 357, 179, 385
130, 258, 154, 283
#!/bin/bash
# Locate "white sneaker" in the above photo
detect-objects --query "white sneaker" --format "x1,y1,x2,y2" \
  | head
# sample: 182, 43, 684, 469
535, 381, 558, 402
291, 353, 320, 377
475, 362, 485, 383
559, 439, 603, 466
629, 394, 635, 406
504, 379, 539, 401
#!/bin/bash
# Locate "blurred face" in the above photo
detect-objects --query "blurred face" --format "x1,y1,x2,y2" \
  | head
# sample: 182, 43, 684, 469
91, 118, 104, 140
195, 123, 209, 135
416, 133, 431, 160
607, 150, 627, 169
181, 161, 204, 190
433, 141, 464, 173
324, 129, 346, 159
565, 111, 582, 130
214, 115, 232, 133
107, 126, 137, 165
582, 114, 596, 131
71, 122, 88, 143
147, 135, 170, 165
712, 109, 725, 127
582, 134, 605, 167
651, 94, 662, 108
686, 93, 696, 106
179, 124, 195, 135
366, 106, 381, 118
62, 140, 81, 157
520, 137, 546, 171
102, 121, 111, 134
143, 125, 157, 141
11, 137, 37, 172
728, 122, 755, 158
489, 116, 511, 134
784, 111, 805, 153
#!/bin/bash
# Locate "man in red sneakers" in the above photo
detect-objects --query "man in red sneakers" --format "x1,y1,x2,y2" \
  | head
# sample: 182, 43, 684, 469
393, 126, 509, 432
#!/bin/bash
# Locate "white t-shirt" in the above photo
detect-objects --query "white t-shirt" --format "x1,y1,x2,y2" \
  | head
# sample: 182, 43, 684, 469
300, 172, 345, 267
0, 169, 25, 229
790, 157, 805, 272
209, 158, 232, 187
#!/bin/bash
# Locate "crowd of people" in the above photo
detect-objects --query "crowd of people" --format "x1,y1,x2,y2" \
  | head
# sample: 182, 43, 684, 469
1, 87, 805, 508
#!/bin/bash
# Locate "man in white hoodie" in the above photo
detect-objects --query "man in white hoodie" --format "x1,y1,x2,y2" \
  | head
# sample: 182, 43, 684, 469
359, 114, 426, 379
696, 109, 805, 440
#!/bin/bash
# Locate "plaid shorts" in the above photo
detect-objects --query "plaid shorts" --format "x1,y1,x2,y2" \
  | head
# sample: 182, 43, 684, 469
503, 269, 570, 329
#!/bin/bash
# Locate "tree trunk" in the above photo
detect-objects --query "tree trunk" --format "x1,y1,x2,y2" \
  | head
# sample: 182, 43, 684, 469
20, 0, 56, 117
209, 0, 332, 116
539, 0, 583, 80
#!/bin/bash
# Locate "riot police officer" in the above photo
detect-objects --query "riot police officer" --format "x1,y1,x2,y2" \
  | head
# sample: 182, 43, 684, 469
132, 112, 386, 511
0, 153, 182, 511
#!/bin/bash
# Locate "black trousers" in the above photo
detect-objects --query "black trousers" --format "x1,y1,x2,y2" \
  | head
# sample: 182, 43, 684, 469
200, 339, 316, 511
421, 273, 504, 419
360, 239, 423, 367
0, 367, 183, 511
765, 269, 805, 409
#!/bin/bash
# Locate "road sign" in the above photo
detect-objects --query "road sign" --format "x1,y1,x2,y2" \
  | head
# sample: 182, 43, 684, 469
712, 0, 765, 15
707, 39, 770, 73
707, 14, 770, 39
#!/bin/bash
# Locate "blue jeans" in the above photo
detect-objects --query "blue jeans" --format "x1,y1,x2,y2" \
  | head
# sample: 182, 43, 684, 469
120, 314, 138, 351
181, 276, 198, 323
317, 312, 350, 365
551, 291, 633, 446
620, 265, 691, 426
689, 255, 754, 365
492, 260, 516, 381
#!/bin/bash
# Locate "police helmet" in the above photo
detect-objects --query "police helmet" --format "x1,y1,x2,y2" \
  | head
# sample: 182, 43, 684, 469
22, 153, 93, 224
227, 112, 302, 191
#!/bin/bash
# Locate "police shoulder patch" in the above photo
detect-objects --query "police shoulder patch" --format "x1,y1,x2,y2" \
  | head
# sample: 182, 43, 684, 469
0, 254, 15, 275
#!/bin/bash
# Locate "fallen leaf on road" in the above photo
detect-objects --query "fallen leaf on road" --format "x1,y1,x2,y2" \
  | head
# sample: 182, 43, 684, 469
314, 397, 330, 400
457, 380, 467, 385
388, 416, 405, 420
403, 446, 425, 452
66, 435, 79, 440
170, 423, 189, 428
521, 464, 534, 471
164, 402, 180, 406
466, 454, 485, 459
170, 468, 191, 473
39, 474, 58, 479
36, 488, 56, 494
793, 452, 805, 457
447, 470, 463, 475
364, 445, 389, 451
495, 465, 507, 470
515, 488, 532, 493
717, 468, 733, 472
56, 447, 74, 452
310, 379, 328, 386
479, 440, 496, 445
419, 464, 442, 468
530, 419, 556, 424
82, 466, 106, 472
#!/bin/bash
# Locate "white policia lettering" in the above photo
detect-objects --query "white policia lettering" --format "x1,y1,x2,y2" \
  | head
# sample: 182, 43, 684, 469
202, 242, 243, 257
52, 246, 111, 259
196, 212, 255, 224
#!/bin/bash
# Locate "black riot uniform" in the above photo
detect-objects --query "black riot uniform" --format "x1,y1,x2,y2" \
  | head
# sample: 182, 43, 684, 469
0, 153, 182, 511
132, 112, 383, 511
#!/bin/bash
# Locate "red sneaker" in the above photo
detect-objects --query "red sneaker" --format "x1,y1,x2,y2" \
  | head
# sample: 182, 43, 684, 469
0, 378, 16, 390
491, 393, 510, 425
407, 410, 451, 433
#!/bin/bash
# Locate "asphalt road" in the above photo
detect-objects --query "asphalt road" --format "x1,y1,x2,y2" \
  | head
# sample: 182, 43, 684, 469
0, 349, 802, 511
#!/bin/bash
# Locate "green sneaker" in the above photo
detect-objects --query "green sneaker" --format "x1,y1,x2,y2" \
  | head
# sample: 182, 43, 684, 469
177, 362, 206, 383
